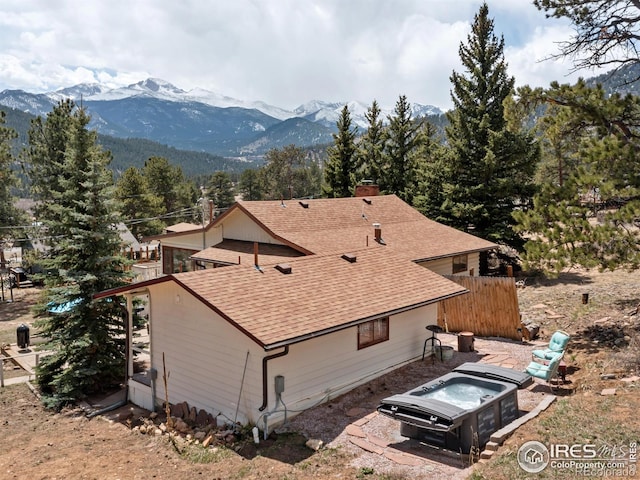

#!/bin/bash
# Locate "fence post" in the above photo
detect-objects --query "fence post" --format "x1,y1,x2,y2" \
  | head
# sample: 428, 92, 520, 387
1, 357, 4, 387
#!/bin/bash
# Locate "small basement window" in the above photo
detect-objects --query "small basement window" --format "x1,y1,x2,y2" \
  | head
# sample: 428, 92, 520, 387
452, 254, 468, 274
358, 317, 389, 349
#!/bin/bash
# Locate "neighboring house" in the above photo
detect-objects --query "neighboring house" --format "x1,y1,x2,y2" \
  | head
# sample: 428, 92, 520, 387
95, 192, 497, 432
95, 247, 468, 432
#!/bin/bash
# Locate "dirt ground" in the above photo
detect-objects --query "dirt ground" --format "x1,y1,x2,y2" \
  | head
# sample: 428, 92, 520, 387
0, 268, 639, 480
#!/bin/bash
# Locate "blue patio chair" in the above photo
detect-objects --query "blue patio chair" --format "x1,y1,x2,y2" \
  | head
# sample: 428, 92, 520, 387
525, 353, 564, 391
532, 330, 570, 362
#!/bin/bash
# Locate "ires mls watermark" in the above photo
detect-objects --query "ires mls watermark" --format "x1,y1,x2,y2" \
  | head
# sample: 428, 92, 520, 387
517, 440, 637, 476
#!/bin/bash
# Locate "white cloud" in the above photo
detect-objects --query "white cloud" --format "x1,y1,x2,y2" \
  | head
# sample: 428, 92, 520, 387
0, 0, 604, 111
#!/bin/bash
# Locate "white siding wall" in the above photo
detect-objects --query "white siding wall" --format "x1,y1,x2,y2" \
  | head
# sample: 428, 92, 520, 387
142, 282, 440, 431
257, 305, 438, 431
221, 210, 285, 245
149, 282, 264, 425
420, 252, 481, 276
162, 225, 222, 251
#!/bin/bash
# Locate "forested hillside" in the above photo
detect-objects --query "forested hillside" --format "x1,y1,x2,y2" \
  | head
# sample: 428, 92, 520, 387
1, 107, 256, 179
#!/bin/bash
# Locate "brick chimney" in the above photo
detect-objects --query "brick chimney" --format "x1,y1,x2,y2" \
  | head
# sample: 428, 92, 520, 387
355, 180, 379, 197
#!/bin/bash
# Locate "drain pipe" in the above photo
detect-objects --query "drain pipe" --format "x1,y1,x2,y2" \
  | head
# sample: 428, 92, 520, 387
258, 346, 289, 412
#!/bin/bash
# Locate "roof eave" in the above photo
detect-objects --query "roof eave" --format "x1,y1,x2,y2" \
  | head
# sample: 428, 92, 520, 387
413, 245, 496, 264
262, 289, 468, 351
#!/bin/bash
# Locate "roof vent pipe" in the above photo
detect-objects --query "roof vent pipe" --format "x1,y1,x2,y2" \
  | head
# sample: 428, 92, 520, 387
373, 223, 386, 245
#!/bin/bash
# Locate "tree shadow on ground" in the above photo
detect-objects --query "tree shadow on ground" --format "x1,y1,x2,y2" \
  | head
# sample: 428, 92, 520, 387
520, 271, 594, 290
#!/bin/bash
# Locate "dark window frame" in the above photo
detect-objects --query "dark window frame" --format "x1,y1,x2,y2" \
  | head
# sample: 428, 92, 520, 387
162, 246, 199, 274
357, 317, 390, 349
452, 254, 468, 274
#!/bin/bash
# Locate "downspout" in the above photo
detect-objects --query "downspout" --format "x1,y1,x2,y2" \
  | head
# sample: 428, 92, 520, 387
125, 294, 133, 402
258, 346, 289, 411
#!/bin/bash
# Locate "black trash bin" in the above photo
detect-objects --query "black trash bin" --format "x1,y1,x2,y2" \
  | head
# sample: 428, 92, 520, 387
17, 323, 30, 349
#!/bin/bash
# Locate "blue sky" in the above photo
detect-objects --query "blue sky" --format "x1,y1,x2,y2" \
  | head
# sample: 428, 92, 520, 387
0, 0, 600, 111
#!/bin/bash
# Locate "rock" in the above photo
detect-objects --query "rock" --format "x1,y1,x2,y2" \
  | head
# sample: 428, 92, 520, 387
600, 388, 617, 396
154, 428, 162, 436
196, 409, 210, 426
149, 411, 158, 419
305, 438, 324, 451
202, 435, 214, 448
139, 425, 147, 434
170, 403, 182, 418
174, 418, 191, 434
600, 373, 617, 380
194, 431, 206, 442
188, 406, 197, 423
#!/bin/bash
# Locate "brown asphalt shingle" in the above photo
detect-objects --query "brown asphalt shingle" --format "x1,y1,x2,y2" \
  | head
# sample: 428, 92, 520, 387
173, 248, 467, 349
234, 194, 496, 260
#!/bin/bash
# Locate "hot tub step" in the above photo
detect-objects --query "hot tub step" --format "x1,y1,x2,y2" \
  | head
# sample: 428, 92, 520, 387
480, 449, 495, 460
484, 440, 500, 451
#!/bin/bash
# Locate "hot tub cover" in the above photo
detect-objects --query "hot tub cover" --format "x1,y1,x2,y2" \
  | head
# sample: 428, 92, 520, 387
377, 394, 468, 431
453, 362, 533, 389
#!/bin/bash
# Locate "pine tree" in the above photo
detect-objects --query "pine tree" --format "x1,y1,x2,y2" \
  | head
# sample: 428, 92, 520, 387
22, 99, 75, 227
207, 171, 235, 208
323, 105, 358, 197
260, 145, 321, 200
357, 100, 386, 184
142, 156, 198, 223
514, 80, 640, 273
412, 121, 451, 222
381, 95, 423, 203
0, 111, 26, 236
25, 102, 130, 409
534, 1, 640, 73
238, 168, 263, 201
114, 167, 165, 238
441, 3, 537, 248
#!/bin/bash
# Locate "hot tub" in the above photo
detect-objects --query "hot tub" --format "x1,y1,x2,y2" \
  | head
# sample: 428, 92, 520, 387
377, 363, 532, 453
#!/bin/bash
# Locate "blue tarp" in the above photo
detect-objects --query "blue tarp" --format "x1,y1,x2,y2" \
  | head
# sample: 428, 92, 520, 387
47, 298, 82, 314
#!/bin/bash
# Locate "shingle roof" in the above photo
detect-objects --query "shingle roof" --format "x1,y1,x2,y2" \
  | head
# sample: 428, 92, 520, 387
173, 247, 467, 349
166, 222, 202, 233
191, 239, 304, 266
232, 195, 496, 261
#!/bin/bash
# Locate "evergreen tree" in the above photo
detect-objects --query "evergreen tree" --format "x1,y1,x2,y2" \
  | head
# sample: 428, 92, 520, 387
0, 111, 27, 238
22, 100, 75, 226
24, 102, 130, 409
142, 156, 198, 223
440, 3, 537, 248
534, 1, 640, 73
206, 170, 235, 208
115, 167, 165, 238
514, 80, 640, 273
238, 168, 263, 201
382, 95, 424, 203
323, 105, 358, 197
358, 100, 386, 185
261, 145, 321, 200
412, 121, 451, 222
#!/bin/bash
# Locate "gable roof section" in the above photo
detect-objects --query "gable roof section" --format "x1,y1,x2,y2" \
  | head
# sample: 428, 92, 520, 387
234, 195, 496, 261
170, 248, 467, 350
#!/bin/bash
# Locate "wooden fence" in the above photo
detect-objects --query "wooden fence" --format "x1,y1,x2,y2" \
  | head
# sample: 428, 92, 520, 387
438, 275, 521, 340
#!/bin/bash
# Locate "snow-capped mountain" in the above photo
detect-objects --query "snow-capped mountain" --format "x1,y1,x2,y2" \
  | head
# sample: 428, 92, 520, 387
0, 78, 444, 155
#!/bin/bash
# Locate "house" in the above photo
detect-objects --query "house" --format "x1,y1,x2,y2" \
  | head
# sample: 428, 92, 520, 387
95, 248, 469, 432
95, 193, 497, 432
149, 194, 496, 277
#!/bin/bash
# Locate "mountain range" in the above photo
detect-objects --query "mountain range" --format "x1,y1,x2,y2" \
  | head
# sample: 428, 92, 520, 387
0, 78, 442, 156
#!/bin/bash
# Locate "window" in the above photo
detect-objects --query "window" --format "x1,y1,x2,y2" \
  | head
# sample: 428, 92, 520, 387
358, 317, 389, 349
162, 246, 199, 274
452, 254, 468, 274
